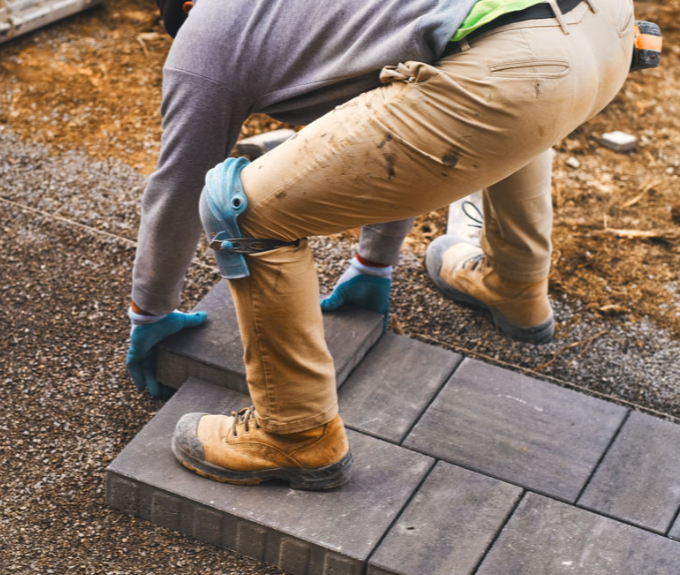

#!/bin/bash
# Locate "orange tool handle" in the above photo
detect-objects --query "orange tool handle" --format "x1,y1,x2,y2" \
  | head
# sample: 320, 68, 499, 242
634, 23, 663, 52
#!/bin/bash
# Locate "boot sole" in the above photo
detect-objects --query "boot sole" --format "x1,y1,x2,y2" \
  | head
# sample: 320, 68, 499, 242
445, 287, 554, 344
171, 436, 353, 491
425, 246, 554, 344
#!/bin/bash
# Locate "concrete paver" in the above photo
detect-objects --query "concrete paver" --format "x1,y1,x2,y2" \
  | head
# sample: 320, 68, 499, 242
107, 378, 434, 575
403, 358, 628, 502
339, 333, 461, 443
476, 492, 680, 575
157, 280, 384, 393
368, 461, 522, 575
110, 282, 680, 574
579, 411, 680, 534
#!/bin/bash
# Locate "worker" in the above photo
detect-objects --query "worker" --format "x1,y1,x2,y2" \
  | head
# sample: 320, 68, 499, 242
126, 0, 635, 489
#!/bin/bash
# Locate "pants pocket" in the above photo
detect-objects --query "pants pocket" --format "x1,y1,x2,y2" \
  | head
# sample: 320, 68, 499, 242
489, 59, 570, 79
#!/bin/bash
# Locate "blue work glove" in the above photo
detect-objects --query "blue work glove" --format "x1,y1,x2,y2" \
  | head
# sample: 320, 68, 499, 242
320, 256, 392, 332
126, 309, 208, 399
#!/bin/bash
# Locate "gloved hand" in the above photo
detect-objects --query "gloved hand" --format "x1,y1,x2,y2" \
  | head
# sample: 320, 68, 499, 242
320, 255, 392, 332
126, 309, 208, 399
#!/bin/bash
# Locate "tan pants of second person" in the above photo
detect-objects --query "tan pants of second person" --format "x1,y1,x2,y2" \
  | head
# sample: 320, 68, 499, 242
228, 0, 634, 434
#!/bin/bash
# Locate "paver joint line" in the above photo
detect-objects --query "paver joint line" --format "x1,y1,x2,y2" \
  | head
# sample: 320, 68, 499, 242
667, 499, 680, 539
158, 280, 384, 392
339, 333, 462, 444
574, 408, 632, 504
107, 378, 436, 575
397, 359, 463, 447
570, 500, 678, 538
364, 459, 437, 568
469, 490, 527, 575
519, 488, 680, 541
368, 461, 524, 575
577, 410, 680, 535
474, 493, 680, 575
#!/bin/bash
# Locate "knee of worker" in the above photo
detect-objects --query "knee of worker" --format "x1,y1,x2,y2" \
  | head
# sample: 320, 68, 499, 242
238, 202, 301, 245
237, 164, 307, 244
199, 156, 310, 280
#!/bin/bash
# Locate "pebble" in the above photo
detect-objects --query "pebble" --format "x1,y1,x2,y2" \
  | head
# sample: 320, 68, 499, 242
566, 156, 581, 169
600, 131, 638, 153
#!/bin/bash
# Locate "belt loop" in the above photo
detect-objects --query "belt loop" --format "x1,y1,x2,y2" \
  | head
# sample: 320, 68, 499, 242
459, 38, 471, 52
584, 0, 599, 13
546, 0, 570, 34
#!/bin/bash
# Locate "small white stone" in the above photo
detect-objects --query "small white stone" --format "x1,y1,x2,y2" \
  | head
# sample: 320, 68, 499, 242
566, 157, 581, 169
600, 131, 637, 153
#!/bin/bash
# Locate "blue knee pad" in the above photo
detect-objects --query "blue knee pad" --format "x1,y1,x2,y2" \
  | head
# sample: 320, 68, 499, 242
200, 157, 298, 279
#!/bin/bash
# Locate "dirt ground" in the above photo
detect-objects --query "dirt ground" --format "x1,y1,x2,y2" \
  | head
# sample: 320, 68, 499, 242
0, 0, 678, 339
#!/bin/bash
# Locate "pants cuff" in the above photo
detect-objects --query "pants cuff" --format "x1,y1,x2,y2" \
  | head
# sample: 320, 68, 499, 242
257, 403, 339, 435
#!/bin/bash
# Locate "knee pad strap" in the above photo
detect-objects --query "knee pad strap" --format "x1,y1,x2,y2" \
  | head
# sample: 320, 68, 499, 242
200, 157, 297, 279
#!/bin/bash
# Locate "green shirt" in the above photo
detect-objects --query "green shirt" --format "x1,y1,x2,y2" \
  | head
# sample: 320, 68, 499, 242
452, 0, 545, 41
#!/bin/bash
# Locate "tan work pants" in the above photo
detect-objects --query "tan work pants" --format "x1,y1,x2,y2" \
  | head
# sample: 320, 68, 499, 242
231, 0, 635, 433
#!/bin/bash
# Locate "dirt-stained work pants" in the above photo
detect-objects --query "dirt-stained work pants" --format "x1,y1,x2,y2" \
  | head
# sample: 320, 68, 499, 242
228, 0, 634, 433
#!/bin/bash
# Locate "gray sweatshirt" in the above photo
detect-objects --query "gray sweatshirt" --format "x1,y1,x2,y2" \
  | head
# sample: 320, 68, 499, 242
132, 0, 478, 314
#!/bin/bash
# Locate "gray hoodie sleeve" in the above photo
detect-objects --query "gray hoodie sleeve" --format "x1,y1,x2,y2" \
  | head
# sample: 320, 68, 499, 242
358, 219, 414, 265
131, 67, 249, 315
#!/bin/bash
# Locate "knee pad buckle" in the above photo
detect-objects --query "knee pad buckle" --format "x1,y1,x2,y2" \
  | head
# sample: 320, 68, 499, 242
200, 157, 298, 279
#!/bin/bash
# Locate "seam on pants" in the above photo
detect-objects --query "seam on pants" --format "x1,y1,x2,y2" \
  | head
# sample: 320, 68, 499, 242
244, 273, 279, 420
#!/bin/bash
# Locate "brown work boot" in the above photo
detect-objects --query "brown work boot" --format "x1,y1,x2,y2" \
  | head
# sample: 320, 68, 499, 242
172, 407, 352, 490
425, 236, 554, 343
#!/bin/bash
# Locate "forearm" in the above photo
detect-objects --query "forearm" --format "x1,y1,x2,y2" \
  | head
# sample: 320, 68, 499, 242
131, 174, 205, 315
131, 66, 247, 315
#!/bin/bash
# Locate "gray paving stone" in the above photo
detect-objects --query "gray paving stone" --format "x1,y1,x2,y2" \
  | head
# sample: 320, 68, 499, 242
368, 461, 522, 575
403, 359, 627, 502
579, 411, 680, 534
339, 334, 461, 443
157, 280, 384, 393
476, 492, 680, 575
106, 378, 434, 575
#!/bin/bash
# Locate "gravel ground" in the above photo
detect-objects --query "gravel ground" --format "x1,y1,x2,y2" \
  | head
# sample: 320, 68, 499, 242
2, 127, 679, 573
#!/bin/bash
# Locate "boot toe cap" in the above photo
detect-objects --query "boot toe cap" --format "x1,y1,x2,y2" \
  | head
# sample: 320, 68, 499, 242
425, 235, 471, 297
173, 412, 208, 461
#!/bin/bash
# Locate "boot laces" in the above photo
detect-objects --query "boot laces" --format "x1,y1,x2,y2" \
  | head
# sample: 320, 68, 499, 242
464, 253, 490, 272
230, 406, 261, 437
462, 200, 483, 229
